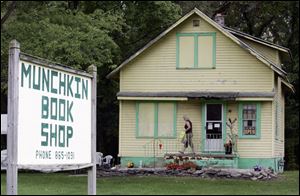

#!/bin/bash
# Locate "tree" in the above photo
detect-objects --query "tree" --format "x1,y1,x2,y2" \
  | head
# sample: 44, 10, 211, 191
1, 1, 182, 160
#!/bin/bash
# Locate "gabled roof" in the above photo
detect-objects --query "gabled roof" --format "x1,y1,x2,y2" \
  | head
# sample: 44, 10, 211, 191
107, 8, 290, 83
224, 26, 292, 63
224, 26, 290, 53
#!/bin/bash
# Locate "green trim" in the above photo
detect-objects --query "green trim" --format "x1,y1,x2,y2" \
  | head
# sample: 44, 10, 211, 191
121, 157, 283, 171
201, 104, 206, 152
238, 102, 261, 139
199, 32, 216, 36
238, 157, 284, 172
135, 102, 139, 137
194, 34, 198, 68
195, 157, 238, 168
257, 103, 261, 137
173, 103, 177, 138
275, 100, 279, 139
121, 156, 238, 169
176, 35, 180, 69
136, 102, 177, 139
223, 103, 227, 145
154, 103, 158, 138
212, 32, 216, 68
121, 157, 166, 168
201, 100, 226, 153
176, 32, 216, 69
176, 32, 196, 36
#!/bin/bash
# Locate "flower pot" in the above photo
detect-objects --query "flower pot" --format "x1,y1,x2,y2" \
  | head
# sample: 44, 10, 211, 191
225, 146, 232, 154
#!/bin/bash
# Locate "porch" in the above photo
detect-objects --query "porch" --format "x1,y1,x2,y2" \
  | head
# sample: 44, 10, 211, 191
137, 137, 238, 169
118, 92, 276, 170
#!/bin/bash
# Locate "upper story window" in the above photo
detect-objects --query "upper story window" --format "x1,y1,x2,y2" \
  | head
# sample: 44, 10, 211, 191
193, 20, 200, 27
176, 32, 216, 69
238, 102, 261, 139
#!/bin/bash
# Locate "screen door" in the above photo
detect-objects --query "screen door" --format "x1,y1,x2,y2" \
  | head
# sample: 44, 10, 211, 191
205, 104, 223, 151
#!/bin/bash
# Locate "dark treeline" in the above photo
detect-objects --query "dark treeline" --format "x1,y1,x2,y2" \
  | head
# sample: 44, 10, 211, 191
1, 1, 298, 169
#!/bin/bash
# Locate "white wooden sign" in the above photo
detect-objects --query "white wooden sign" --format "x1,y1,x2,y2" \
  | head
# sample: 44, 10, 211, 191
18, 61, 92, 165
7, 40, 97, 195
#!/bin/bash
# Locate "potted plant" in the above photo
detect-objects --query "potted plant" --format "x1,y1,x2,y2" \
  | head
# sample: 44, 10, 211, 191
224, 140, 233, 154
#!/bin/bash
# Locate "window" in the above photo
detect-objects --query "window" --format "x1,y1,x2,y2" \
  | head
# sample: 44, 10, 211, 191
136, 102, 176, 138
137, 103, 155, 137
242, 105, 256, 135
238, 102, 261, 138
193, 20, 200, 27
176, 32, 216, 69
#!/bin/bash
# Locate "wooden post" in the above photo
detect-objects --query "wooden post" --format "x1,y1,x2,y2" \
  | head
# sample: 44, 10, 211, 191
7, 40, 20, 195
88, 65, 97, 195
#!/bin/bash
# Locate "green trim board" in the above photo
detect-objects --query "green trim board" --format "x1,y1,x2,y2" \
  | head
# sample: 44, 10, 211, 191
120, 157, 167, 168
212, 34, 216, 68
120, 156, 283, 172
120, 156, 238, 168
176, 32, 216, 69
275, 100, 279, 139
136, 101, 177, 139
238, 157, 284, 172
194, 34, 198, 68
238, 102, 261, 139
195, 157, 238, 168
154, 103, 158, 138
200, 100, 227, 152
176, 35, 180, 68
201, 104, 206, 152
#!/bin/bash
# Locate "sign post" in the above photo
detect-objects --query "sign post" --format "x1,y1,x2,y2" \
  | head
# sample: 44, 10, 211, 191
6, 40, 97, 195
88, 65, 97, 195
7, 39, 20, 195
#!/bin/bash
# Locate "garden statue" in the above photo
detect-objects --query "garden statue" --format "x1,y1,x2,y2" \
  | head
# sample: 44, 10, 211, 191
226, 118, 238, 153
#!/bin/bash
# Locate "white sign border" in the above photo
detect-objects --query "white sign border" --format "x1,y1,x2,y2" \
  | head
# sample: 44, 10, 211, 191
7, 40, 97, 195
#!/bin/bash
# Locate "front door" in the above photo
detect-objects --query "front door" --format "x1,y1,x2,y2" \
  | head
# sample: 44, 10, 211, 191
205, 104, 223, 151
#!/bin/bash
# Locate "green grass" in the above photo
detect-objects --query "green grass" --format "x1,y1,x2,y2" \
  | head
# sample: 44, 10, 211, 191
1, 171, 299, 195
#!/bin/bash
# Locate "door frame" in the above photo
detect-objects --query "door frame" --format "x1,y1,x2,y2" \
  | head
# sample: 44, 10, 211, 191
201, 101, 227, 153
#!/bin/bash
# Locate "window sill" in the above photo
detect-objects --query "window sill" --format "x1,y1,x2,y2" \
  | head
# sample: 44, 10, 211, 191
239, 135, 260, 139
176, 67, 216, 70
136, 136, 176, 139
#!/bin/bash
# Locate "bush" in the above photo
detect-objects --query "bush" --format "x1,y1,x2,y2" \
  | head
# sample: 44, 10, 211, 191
166, 163, 183, 170
165, 161, 199, 170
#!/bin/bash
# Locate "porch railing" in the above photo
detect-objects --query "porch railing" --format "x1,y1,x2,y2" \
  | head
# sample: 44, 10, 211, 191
142, 134, 225, 158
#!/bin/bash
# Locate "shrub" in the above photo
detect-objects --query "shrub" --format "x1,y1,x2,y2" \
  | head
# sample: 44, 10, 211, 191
165, 161, 198, 170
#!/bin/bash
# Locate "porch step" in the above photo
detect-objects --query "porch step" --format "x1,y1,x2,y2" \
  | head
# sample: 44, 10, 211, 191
164, 153, 236, 160
164, 153, 238, 168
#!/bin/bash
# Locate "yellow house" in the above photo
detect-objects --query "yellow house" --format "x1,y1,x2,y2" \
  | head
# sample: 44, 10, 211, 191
107, 8, 294, 172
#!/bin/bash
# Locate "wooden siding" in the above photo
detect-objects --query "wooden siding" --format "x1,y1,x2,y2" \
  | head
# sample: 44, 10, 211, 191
239, 37, 281, 66
120, 100, 273, 158
120, 14, 273, 92
227, 101, 273, 158
274, 76, 285, 157
119, 101, 202, 157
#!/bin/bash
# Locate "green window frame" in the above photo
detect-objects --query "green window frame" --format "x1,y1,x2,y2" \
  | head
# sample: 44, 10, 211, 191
275, 100, 279, 139
176, 32, 216, 69
136, 102, 177, 139
238, 102, 261, 139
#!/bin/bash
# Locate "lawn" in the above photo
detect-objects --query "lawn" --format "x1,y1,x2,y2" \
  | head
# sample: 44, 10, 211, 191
1, 171, 299, 195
